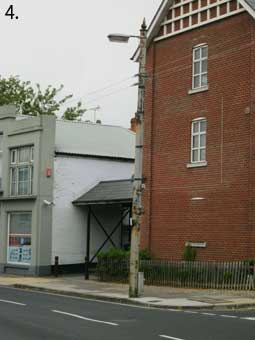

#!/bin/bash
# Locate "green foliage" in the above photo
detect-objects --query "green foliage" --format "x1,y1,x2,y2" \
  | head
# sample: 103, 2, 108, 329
96, 247, 152, 282
244, 259, 255, 266
139, 248, 152, 260
97, 247, 129, 260
62, 101, 85, 121
223, 271, 232, 282
0, 75, 86, 119
182, 245, 197, 262
97, 247, 151, 260
97, 247, 129, 283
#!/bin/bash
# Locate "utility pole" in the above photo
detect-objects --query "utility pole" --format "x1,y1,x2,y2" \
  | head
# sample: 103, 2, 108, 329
129, 19, 147, 298
108, 19, 147, 298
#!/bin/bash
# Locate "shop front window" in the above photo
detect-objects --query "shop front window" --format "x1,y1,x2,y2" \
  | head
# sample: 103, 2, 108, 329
8, 212, 32, 265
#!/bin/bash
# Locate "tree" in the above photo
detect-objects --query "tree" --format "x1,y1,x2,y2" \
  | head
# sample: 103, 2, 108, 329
0, 75, 86, 120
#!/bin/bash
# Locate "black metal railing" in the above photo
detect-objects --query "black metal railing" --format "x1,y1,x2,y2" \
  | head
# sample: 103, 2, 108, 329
96, 258, 254, 290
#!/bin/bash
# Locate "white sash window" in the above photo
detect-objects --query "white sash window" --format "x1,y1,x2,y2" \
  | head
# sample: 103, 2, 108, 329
191, 118, 207, 163
193, 45, 208, 90
10, 146, 34, 196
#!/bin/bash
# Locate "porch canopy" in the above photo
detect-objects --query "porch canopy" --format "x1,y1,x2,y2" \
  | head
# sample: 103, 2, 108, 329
72, 179, 133, 278
73, 179, 133, 206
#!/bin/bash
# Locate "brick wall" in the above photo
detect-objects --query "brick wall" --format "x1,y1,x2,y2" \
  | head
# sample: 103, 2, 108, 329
141, 13, 255, 261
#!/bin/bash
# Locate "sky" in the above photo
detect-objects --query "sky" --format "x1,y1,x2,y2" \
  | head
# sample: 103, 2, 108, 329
0, 0, 162, 127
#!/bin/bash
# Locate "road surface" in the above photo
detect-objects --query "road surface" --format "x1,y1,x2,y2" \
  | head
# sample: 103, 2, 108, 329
0, 286, 254, 340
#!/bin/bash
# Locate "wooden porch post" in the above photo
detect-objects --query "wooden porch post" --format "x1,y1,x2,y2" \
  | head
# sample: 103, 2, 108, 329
85, 206, 91, 280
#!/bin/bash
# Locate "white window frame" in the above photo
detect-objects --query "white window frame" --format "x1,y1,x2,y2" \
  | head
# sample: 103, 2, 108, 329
191, 118, 207, 164
10, 146, 34, 197
7, 212, 32, 266
192, 44, 208, 90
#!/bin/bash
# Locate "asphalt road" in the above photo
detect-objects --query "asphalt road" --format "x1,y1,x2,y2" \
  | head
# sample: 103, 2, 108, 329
0, 287, 254, 340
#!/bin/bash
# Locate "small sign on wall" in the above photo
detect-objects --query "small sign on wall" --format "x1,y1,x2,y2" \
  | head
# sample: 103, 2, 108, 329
186, 241, 207, 248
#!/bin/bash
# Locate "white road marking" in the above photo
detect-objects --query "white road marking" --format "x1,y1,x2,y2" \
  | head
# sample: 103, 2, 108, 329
220, 315, 238, 319
240, 317, 255, 321
184, 311, 198, 314
52, 310, 119, 326
159, 335, 185, 340
201, 313, 216, 316
0, 299, 26, 306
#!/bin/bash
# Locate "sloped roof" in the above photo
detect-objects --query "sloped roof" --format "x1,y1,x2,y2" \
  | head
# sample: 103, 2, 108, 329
239, 0, 255, 16
72, 179, 133, 205
245, 0, 255, 10
145, 0, 173, 50
55, 120, 135, 160
133, 0, 255, 60
132, 0, 173, 60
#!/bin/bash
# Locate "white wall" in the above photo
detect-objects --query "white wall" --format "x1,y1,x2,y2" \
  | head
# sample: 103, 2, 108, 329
90, 205, 123, 262
0, 153, 2, 184
52, 155, 133, 265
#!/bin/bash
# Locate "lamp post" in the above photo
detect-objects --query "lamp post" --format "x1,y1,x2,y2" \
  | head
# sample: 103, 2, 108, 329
108, 19, 147, 298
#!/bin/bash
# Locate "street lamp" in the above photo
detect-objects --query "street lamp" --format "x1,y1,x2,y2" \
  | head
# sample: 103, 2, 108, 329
108, 19, 147, 298
107, 34, 139, 43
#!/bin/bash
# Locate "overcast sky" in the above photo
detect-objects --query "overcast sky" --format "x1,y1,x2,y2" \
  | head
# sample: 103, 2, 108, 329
0, 0, 161, 127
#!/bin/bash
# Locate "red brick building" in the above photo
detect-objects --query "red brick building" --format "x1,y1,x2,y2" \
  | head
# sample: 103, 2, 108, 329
140, 0, 255, 261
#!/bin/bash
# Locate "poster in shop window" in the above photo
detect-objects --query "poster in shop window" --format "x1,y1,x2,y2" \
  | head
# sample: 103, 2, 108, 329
8, 246, 31, 264
8, 247, 21, 263
21, 246, 31, 263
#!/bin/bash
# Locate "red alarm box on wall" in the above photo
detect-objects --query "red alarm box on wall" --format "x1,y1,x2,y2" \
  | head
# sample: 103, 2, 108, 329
46, 168, 52, 177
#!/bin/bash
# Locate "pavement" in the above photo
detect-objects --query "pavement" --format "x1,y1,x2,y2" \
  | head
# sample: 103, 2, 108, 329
0, 274, 255, 310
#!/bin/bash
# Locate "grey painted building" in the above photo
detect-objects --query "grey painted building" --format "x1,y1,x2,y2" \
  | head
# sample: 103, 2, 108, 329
0, 105, 134, 276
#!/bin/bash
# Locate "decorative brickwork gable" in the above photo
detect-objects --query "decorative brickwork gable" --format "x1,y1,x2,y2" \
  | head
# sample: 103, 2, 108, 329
156, 0, 244, 40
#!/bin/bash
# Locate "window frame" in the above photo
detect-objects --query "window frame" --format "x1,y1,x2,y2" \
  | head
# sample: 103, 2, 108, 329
7, 212, 32, 266
192, 44, 208, 90
9, 145, 34, 197
191, 118, 207, 164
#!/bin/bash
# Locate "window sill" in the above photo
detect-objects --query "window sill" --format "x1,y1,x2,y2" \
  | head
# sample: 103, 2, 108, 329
187, 161, 207, 168
188, 85, 209, 95
6, 263, 30, 268
0, 195, 37, 201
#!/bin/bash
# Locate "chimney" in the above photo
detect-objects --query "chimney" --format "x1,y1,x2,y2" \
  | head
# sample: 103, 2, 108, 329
130, 117, 137, 133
